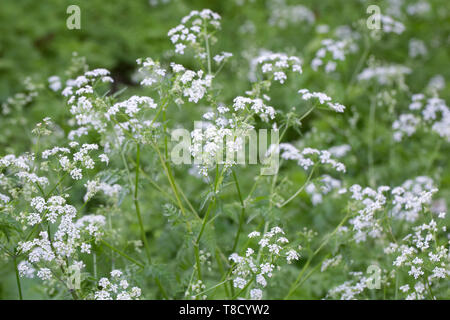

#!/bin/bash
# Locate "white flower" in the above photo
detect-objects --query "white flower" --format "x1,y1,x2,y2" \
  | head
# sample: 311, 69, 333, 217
70, 168, 82, 180
408, 266, 424, 279
298, 88, 345, 113
256, 274, 267, 287
99, 154, 109, 165
248, 231, 261, 238
233, 277, 248, 289
250, 288, 263, 300
399, 284, 410, 293
286, 250, 300, 264
37, 268, 52, 281
80, 243, 91, 254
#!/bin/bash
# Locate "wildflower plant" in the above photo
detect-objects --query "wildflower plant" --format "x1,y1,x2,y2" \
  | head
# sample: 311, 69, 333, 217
0, 1, 449, 301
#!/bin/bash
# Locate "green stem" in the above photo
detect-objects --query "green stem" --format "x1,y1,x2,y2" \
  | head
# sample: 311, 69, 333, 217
231, 170, 245, 252
426, 278, 435, 300
194, 166, 223, 280
425, 139, 442, 174
368, 94, 376, 187
151, 141, 191, 231
298, 104, 318, 122
347, 35, 370, 90
46, 172, 68, 198
13, 257, 23, 300
204, 21, 212, 75
134, 143, 152, 264
214, 248, 231, 298
101, 240, 145, 268
284, 211, 350, 299
194, 244, 203, 281
277, 165, 317, 208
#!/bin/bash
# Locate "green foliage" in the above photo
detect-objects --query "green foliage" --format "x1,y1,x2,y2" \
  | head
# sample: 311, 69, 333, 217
0, 0, 449, 300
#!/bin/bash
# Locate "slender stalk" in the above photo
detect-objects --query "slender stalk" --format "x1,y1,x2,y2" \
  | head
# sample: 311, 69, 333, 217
204, 20, 212, 75
277, 165, 317, 208
134, 143, 152, 264
176, 181, 201, 219
196, 166, 222, 246
231, 170, 245, 252
368, 94, 376, 187
298, 104, 317, 122
130, 144, 169, 297
284, 211, 350, 299
195, 198, 216, 245
93, 252, 97, 280
151, 141, 191, 230
214, 248, 231, 298
425, 139, 442, 174
101, 240, 145, 268
45, 172, 68, 198
194, 244, 203, 280
13, 257, 23, 300
136, 165, 177, 204
294, 254, 330, 290
194, 166, 223, 280
134, 147, 169, 303
347, 34, 370, 90
194, 279, 229, 298
426, 278, 435, 299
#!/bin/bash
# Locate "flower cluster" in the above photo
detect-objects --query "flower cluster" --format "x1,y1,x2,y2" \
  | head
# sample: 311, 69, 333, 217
106, 96, 157, 119
379, 15, 405, 34
321, 254, 343, 272
279, 144, 346, 173
42, 143, 105, 181
190, 124, 239, 177
0, 154, 47, 199
184, 280, 207, 300
357, 64, 411, 86
189, 94, 275, 177
409, 39, 428, 59
267, 0, 315, 29
83, 179, 122, 202
390, 176, 437, 222
62, 68, 113, 140
232, 96, 275, 122
1, 77, 41, 115
347, 184, 390, 243
229, 227, 300, 300
213, 52, 233, 65
406, 1, 431, 16
327, 271, 373, 300
168, 9, 221, 57
94, 270, 142, 300
298, 89, 346, 113
311, 26, 359, 73
385, 216, 449, 300
170, 63, 213, 104
17, 199, 106, 282
254, 52, 303, 84
393, 94, 450, 142
136, 57, 166, 87
346, 176, 442, 242
306, 175, 342, 206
